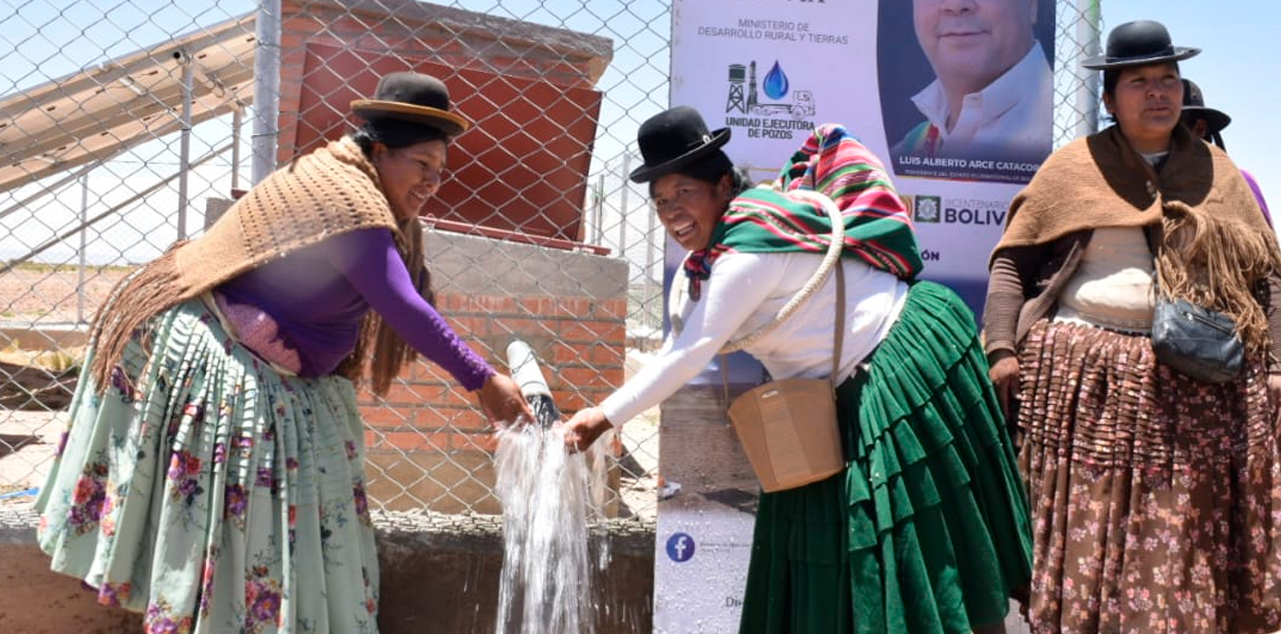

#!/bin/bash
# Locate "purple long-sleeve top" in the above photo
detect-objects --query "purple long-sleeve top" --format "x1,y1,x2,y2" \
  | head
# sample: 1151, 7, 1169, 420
216, 227, 494, 390
1242, 169, 1272, 226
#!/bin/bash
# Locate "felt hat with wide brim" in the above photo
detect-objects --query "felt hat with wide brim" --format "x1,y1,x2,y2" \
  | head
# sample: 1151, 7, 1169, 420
1082, 20, 1200, 70
629, 106, 731, 183
350, 72, 470, 137
1180, 78, 1231, 134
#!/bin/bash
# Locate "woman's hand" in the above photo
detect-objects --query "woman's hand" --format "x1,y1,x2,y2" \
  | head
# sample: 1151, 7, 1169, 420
1268, 374, 1281, 416
477, 373, 533, 427
561, 406, 613, 453
988, 350, 1021, 420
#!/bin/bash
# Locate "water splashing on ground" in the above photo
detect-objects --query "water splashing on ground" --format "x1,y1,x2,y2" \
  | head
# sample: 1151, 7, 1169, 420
494, 341, 612, 634
493, 423, 612, 634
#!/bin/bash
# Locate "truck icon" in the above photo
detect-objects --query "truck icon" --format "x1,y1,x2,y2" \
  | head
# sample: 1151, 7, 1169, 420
750, 91, 815, 119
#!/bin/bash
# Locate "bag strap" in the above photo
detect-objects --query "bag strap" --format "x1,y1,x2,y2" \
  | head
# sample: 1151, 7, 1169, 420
719, 189, 846, 353
719, 265, 846, 399
832, 260, 845, 392
719, 208, 848, 402
1143, 221, 1171, 299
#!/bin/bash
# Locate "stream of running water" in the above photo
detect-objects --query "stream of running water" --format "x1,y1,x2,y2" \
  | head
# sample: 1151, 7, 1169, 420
493, 340, 611, 634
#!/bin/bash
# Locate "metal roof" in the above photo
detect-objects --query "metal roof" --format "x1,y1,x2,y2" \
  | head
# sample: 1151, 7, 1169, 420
0, 14, 257, 194
0, 0, 615, 197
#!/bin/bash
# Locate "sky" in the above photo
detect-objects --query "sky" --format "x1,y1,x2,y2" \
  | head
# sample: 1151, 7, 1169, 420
1, 0, 1278, 271
1100, 1, 1281, 214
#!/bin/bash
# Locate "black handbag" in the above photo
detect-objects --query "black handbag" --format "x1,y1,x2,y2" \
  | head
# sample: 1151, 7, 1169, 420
1150, 294, 1244, 383
1145, 219, 1246, 383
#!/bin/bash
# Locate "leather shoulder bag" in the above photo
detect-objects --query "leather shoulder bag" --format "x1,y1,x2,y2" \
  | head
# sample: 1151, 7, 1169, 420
720, 190, 848, 492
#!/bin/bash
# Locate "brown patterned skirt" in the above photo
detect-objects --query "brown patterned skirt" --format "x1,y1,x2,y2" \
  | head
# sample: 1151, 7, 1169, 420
1017, 319, 1281, 634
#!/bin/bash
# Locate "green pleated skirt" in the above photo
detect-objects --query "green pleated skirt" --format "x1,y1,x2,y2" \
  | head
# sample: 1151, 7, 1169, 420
740, 281, 1032, 634
35, 299, 380, 633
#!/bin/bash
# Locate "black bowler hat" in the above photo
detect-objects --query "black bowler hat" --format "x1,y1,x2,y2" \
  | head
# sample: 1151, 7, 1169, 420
1081, 20, 1200, 70
1180, 79, 1231, 134
350, 72, 470, 137
629, 106, 731, 183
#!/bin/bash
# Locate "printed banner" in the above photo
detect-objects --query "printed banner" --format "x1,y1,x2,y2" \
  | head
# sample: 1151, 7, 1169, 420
655, 1, 1056, 631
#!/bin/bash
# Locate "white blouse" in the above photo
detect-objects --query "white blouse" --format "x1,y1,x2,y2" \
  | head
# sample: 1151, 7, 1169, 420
601, 250, 908, 427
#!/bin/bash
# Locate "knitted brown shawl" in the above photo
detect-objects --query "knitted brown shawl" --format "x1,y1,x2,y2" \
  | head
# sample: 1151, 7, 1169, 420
995, 124, 1280, 352
89, 136, 428, 395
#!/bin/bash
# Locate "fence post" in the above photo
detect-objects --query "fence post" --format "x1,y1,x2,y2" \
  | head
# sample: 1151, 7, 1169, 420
232, 105, 244, 192
1074, 0, 1103, 138
177, 51, 193, 241
252, 0, 282, 184
619, 153, 630, 260
78, 173, 90, 324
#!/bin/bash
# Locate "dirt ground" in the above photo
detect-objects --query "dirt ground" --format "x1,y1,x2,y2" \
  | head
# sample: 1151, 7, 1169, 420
0, 266, 128, 325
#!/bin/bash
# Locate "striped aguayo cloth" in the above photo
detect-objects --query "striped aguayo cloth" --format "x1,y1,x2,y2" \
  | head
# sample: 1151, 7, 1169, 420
684, 124, 922, 297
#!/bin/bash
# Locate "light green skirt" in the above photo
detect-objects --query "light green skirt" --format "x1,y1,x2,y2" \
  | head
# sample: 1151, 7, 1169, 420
35, 299, 380, 633
740, 281, 1032, 634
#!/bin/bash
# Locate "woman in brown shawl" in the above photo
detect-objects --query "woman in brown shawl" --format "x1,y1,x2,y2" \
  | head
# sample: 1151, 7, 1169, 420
984, 20, 1281, 634
34, 72, 530, 633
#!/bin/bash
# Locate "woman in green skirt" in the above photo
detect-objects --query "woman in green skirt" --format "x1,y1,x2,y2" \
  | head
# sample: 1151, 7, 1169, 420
563, 106, 1032, 633
35, 72, 531, 633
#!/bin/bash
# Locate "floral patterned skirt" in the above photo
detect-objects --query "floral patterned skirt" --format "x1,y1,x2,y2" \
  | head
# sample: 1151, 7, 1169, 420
35, 299, 380, 634
1018, 319, 1281, 634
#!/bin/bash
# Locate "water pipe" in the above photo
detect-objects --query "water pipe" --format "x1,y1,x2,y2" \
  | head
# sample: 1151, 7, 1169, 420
505, 339, 561, 428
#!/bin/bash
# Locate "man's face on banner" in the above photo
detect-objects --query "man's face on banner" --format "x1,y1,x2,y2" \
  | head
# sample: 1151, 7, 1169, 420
913, 0, 1037, 95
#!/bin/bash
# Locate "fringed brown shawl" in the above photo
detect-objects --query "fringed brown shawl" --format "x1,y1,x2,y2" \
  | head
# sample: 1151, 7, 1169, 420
994, 124, 1280, 352
89, 136, 427, 395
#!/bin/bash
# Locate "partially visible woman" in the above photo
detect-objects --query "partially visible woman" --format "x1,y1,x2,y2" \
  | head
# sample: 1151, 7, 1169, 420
563, 106, 1031, 633
1178, 77, 1272, 223
985, 20, 1281, 634
35, 72, 531, 633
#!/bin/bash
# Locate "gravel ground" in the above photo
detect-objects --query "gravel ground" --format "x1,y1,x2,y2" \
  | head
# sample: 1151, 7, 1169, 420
0, 409, 61, 495
0, 266, 128, 325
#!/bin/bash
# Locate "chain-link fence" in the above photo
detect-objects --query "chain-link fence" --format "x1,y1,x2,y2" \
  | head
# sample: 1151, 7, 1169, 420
0, 0, 1101, 527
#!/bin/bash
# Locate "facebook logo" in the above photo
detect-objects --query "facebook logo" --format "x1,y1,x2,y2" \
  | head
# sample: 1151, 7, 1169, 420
666, 532, 696, 562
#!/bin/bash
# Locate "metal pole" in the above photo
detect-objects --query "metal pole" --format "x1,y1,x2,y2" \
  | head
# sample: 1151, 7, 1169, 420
252, 0, 282, 184
1073, 0, 1103, 138
232, 106, 243, 191
594, 172, 605, 245
77, 173, 90, 324
618, 154, 630, 259
644, 185, 657, 283
177, 52, 193, 240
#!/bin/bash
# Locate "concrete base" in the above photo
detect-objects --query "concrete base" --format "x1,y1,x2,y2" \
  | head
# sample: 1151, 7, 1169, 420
378, 520, 653, 633
0, 511, 654, 634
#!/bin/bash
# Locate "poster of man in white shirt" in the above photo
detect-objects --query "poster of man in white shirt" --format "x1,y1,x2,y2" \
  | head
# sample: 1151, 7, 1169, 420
882, 0, 1055, 184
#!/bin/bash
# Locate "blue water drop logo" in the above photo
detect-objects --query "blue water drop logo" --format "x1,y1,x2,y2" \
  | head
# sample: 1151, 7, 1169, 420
666, 532, 696, 562
763, 61, 789, 100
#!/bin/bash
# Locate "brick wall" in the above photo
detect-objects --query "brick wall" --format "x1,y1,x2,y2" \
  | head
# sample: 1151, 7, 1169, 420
358, 230, 629, 514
